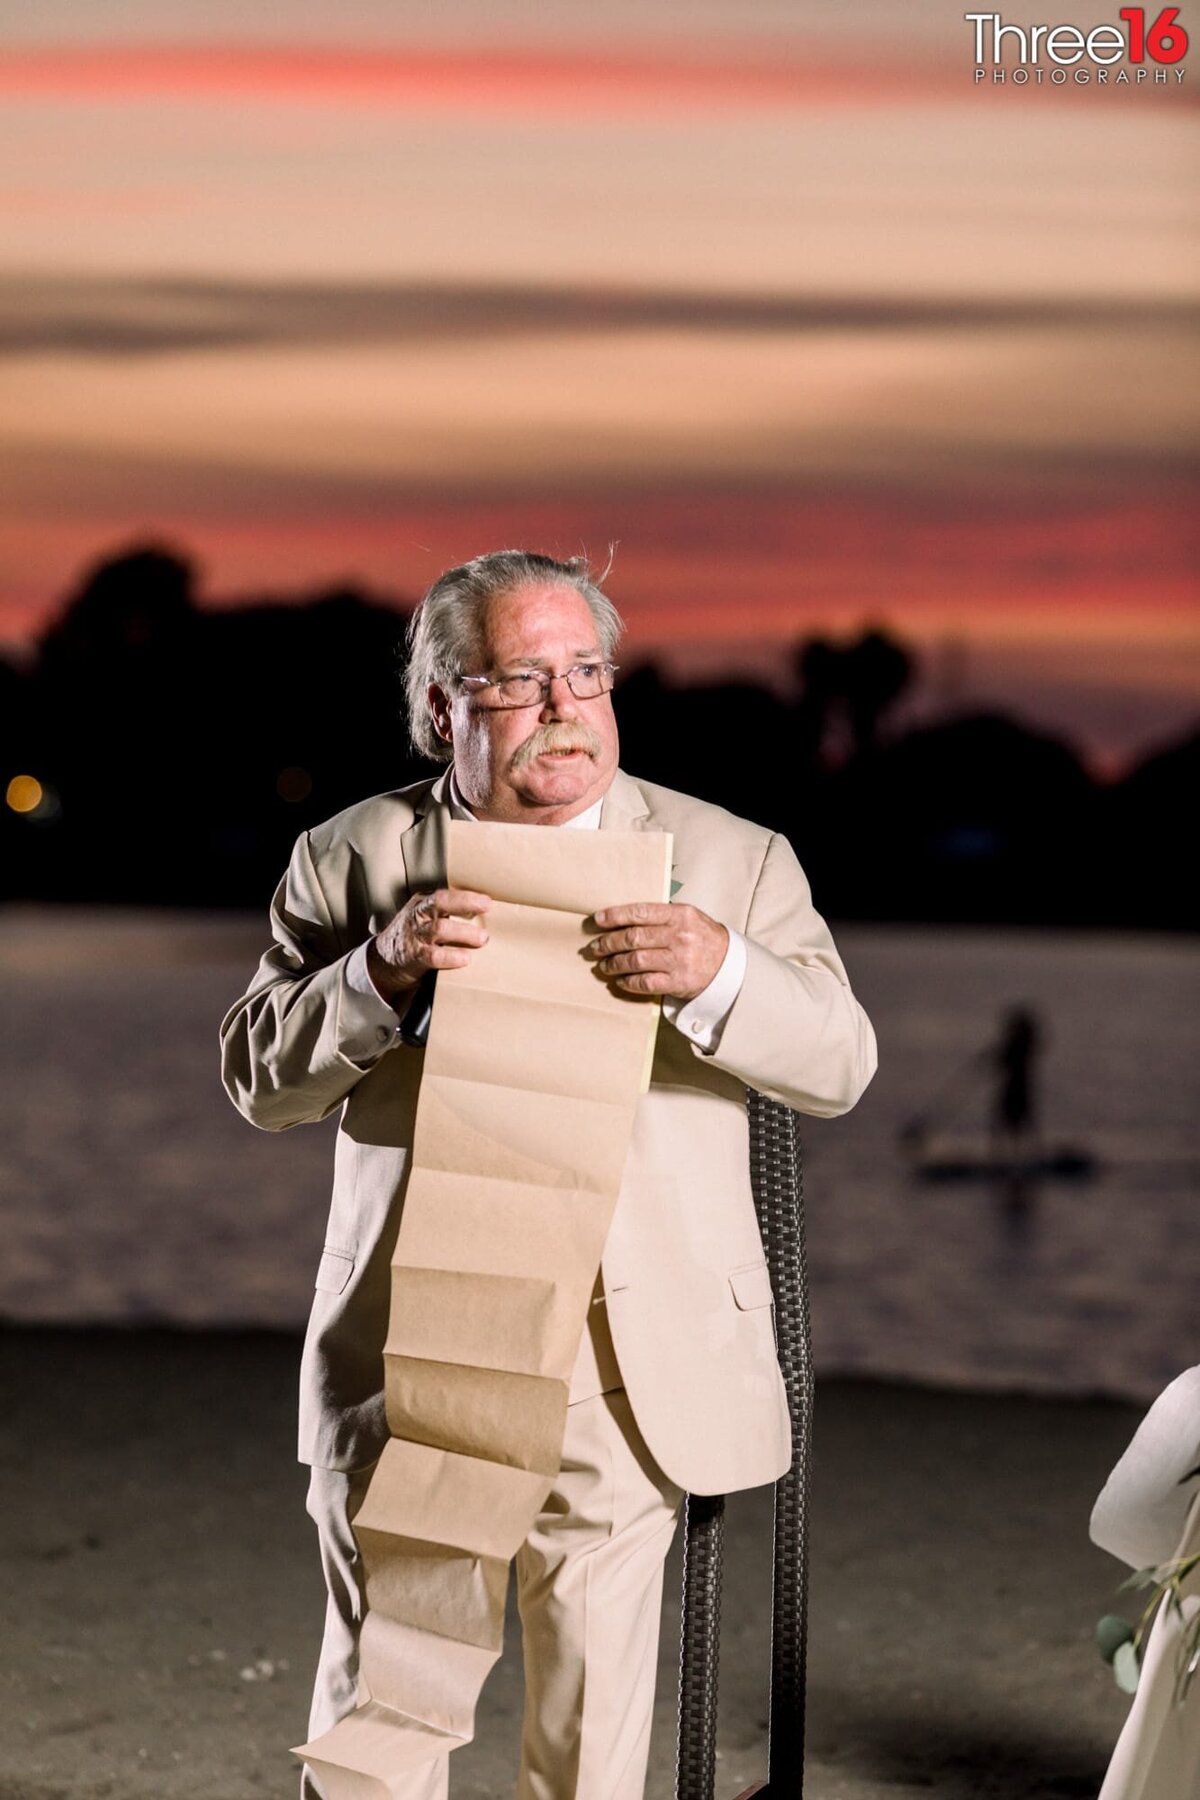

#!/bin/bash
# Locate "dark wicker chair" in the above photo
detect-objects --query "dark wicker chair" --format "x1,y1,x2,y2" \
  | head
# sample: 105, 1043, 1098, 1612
676, 1092, 812, 1800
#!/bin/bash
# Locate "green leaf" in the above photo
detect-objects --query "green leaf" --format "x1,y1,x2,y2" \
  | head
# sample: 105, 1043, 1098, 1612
1113, 1640, 1141, 1695
1096, 1615, 1135, 1663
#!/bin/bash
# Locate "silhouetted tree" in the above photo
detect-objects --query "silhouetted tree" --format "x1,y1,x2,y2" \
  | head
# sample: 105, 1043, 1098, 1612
841, 627, 914, 756
792, 627, 915, 765
794, 637, 840, 766
192, 587, 414, 899
815, 711, 1101, 923
38, 544, 195, 669
27, 543, 204, 900
3, 542, 1186, 928
19, 545, 417, 903
1105, 727, 1199, 929
620, 674, 790, 826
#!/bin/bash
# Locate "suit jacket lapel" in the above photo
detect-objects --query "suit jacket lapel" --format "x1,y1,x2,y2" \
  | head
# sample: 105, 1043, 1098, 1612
602, 769, 682, 898
400, 767, 452, 896
599, 767, 651, 834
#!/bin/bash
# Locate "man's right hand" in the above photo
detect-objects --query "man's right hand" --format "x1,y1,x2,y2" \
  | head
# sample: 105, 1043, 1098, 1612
366, 888, 492, 1004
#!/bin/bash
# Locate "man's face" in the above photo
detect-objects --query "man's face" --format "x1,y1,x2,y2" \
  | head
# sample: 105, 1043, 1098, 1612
429, 582, 620, 825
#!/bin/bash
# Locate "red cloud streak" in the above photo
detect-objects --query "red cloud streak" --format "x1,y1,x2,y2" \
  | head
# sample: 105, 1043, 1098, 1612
2, 485, 1195, 645
1, 41, 1167, 113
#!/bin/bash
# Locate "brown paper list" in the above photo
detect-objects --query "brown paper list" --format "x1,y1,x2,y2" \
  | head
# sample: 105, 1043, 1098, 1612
295, 818, 672, 1797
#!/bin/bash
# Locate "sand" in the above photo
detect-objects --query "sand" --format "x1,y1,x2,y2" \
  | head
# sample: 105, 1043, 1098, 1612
0, 1329, 1143, 1800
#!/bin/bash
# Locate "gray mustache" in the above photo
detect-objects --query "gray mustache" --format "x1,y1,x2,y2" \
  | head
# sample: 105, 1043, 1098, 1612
511, 723, 603, 771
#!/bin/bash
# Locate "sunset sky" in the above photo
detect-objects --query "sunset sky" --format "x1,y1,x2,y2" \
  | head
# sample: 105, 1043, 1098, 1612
1, 0, 1197, 769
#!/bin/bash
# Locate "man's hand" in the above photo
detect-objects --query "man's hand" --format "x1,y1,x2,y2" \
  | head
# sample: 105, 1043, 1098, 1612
585, 902, 728, 1000
367, 888, 491, 1003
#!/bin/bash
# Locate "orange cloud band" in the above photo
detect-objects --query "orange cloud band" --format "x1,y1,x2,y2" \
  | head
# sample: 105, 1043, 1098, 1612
0, 42, 1082, 113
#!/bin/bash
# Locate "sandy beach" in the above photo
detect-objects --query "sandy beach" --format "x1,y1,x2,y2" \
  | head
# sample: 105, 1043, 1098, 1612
1, 1329, 1143, 1800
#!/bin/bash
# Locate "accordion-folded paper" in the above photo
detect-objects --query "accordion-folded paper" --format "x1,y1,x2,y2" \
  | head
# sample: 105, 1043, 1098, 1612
295, 818, 671, 1797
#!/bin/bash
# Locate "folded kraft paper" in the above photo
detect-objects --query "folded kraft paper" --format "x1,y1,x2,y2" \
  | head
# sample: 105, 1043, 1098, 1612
296, 818, 672, 1797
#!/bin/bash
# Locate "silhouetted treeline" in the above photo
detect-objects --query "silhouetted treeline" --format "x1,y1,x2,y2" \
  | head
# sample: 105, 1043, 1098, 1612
2, 543, 1195, 929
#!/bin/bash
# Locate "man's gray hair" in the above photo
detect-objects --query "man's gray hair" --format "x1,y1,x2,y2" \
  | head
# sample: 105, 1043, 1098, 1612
404, 549, 624, 763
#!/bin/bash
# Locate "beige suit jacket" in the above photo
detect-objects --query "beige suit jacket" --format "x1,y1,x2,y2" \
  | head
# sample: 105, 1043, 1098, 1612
219, 767, 877, 1496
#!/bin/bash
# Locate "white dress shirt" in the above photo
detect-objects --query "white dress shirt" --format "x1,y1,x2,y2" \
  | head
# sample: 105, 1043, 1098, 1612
339, 767, 747, 1060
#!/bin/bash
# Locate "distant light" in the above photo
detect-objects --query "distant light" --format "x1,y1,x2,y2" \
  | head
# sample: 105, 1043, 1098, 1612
6, 774, 43, 814
277, 766, 313, 804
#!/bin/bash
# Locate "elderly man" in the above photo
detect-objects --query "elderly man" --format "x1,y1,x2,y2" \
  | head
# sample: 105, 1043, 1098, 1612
220, 549, 876, 1800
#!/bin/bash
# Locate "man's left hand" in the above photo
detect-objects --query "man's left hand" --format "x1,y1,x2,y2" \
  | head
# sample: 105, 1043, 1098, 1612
585, 903, 728, 1000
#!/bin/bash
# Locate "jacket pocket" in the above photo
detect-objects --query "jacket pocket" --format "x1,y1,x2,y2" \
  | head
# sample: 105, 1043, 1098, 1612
728, 1261, 775, 1310
314, 1247, 354, 1294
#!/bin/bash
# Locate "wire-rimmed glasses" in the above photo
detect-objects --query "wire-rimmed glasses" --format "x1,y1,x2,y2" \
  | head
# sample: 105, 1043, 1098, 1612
457, 661, 619, 709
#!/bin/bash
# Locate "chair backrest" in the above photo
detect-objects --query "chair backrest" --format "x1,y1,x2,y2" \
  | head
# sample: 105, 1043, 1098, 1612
676, 1091, 812, 1800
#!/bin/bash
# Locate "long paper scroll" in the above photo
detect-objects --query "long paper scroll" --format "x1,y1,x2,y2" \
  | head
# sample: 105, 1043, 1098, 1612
296, 819, 672, 1797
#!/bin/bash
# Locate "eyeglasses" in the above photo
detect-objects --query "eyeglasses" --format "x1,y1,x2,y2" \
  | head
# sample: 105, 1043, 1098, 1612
457, 661, 619, 709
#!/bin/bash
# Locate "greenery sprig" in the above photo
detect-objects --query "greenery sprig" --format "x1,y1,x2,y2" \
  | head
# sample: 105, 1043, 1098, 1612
1097, 1552, 1200, 1706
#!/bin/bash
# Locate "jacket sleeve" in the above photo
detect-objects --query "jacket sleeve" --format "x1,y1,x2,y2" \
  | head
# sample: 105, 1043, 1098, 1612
218, 828, 397, 1131
700, 830, 877, 1117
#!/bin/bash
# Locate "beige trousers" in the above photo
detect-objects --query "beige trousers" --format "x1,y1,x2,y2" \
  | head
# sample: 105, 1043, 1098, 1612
301, 1387, 684, 1800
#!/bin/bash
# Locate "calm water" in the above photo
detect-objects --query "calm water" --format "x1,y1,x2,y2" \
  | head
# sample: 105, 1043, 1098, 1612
1, 908, 1195, 1401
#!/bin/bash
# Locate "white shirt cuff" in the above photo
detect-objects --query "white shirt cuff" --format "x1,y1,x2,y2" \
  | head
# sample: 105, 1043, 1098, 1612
662, 929, 747, 1055
340, 940, 403, 1058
